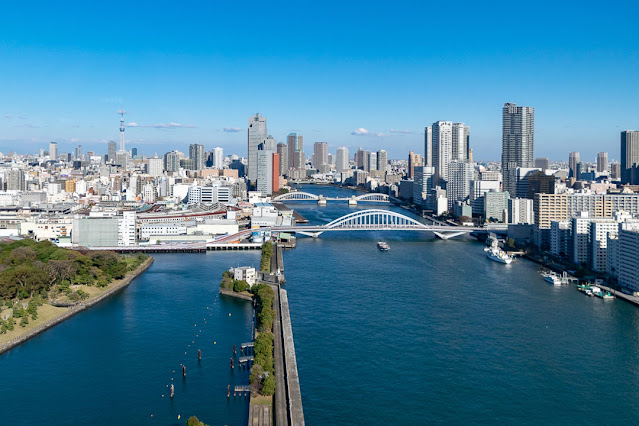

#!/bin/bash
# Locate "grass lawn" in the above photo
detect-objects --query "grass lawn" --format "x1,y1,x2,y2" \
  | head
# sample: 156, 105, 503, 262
0, 304, 68, 345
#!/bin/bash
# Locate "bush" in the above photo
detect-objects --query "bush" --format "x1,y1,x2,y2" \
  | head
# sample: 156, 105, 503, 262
261, 373, 275, 396
20, 315, 28, 327
233, 280, 250, 293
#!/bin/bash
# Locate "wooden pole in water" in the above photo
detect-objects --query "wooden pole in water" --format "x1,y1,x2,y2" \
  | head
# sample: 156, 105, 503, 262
233, 344, 237, 356
227, 385, 230, 398
230, 358, 234, 369
182, 365, 186, 377
198, 349, 201, 360
170, 384, 174, 398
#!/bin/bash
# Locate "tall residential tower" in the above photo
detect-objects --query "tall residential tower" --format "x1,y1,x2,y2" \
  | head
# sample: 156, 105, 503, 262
502, 102, 534, 195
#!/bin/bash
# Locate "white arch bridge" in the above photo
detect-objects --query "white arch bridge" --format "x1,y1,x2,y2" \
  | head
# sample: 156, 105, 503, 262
272, 191, 390, 204
272, 209, 502, 240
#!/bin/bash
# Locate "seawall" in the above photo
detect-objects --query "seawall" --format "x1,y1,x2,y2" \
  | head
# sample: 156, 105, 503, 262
0, 257, 154, 355
219, 287, 254, 301
279, 287, 305, 425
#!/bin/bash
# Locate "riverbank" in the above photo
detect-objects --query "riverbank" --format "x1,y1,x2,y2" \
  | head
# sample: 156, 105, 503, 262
0, 256, 154, 355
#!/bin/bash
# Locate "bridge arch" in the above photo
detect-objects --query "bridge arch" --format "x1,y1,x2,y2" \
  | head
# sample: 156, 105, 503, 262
324, 209, 427, 229
354, 193, 390, 202
272, 191, 320, 201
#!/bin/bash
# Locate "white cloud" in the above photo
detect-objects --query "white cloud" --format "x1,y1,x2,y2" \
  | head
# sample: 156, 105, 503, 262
351, 128, 370, 136
351, 128, 389, 137
127, 122, 196, 129
389, 128, 413, 134
223, 127, 242, 132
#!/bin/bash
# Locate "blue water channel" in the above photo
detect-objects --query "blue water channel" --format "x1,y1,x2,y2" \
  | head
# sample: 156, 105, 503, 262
3, 183, 639, 424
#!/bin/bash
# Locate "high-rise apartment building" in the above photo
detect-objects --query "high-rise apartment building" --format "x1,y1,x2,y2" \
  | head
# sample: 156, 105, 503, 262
75, 145, 82, 161
49, 142, 58, 161
413, 166, 435, 207
164, 150, 183, 172
432, 121, 453, 187
502, 103, 534, 195
189, 144, 205, 171
313, 142, 328, 169
446, 161, 473, 209
248, 113, 267, 182
424, 126, 432, 167
6, 169, 26, 191
452, 122, 469, 162
211, 147, 224, 169
611, 162, 621, 179
276, 143, 288, 176
107, 141, 116, 162
336, 146, 349, 172
621, 130, 639, 184
287, 133, 303, 171
147, 157, 164, 177
377, 150, 388, 174
569, 152, 580, 179
597, 152, 608, 173
408, 151, 423, 179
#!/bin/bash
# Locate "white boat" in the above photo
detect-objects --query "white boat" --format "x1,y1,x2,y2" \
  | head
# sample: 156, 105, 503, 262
377, 241, 390, 251
485, 247, 513, 264
543, 273, 562, 285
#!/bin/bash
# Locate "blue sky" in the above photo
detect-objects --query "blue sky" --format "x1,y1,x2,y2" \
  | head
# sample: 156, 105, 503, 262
1, 0, 638, 161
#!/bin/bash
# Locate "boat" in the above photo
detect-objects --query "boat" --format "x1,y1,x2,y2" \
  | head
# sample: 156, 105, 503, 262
377, 241, 390, 251
542, 272, 562, 285
602, 291, 615, 300
591, 286, 603, 298
485, 246, 513, 264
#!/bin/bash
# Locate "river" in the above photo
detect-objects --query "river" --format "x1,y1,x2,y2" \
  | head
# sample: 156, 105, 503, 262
2, 183, 639, 424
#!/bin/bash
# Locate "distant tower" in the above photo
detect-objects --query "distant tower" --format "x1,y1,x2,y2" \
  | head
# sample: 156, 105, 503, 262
118, 109, 127, 151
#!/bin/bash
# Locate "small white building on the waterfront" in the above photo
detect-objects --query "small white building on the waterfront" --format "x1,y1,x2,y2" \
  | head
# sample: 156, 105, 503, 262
231, 266, 256, 287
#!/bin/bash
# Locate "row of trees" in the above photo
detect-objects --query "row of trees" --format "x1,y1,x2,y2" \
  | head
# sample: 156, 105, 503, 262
0, 239, 147, 301
260, 242, 273, 273
249, 283, 276, 396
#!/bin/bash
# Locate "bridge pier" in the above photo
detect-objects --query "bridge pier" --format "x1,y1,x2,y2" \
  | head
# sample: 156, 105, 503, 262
348, 197, 357, 206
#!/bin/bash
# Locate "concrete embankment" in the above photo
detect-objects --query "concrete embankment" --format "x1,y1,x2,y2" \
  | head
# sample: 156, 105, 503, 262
219, 287, 254, 301
279, 288, 304, 425
0, 257, 154, 355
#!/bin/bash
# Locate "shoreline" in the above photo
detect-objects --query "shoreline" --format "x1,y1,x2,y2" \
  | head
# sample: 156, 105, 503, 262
0, 257, 155, 355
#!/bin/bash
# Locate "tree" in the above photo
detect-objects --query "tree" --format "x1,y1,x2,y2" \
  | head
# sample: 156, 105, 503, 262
9, 246, 37, 265
20, 315, 28, 327
261, 373, 275, 396
7, 264, 49, 298
186, 416, 209, 426
233, 280, 250, 292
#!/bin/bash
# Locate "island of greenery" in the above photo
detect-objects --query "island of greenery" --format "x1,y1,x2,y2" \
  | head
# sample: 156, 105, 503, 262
0, 239, 151, 350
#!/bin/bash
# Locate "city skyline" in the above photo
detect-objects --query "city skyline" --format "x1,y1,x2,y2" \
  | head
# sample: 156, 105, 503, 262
1, 1, 638, 160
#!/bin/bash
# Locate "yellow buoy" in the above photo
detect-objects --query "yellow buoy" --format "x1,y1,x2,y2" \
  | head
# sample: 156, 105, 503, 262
214, 341, 216, 344
229, 313, 231, 316
178, 414, 181, 420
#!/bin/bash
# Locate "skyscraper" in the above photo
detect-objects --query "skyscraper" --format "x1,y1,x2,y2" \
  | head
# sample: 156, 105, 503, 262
164, 150, 183, 172
189, 144, 205, 171
452, 122, 469, 162
446, 161, 473, 209
211, 147, 224, 169
597, 152, 608, 173
287, 133, 303, 171
569, 152, 580, 179
147, 157, 164, 177
257, 140, 276, 196
432, 120, 453, 187
408, 151, 422, 179
276, 143, 288, 176
75, 145, 82, 161
49, 142, 58, 161
502, 102, 534, 195
313, 142, 328, 169
248, 113, 267, 182
377, 150, 388, 174
336, 146, 349, 172
424, 126, 432, 167
107, 141, 116, 162
621, 130, 639, 184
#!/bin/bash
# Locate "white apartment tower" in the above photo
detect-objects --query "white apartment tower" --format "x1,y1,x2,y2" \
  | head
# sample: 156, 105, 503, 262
432, 121, 453, 187
336, 146, 350, 172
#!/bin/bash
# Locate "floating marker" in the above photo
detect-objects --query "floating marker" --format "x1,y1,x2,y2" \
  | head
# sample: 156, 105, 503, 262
229, 313, 231, 316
